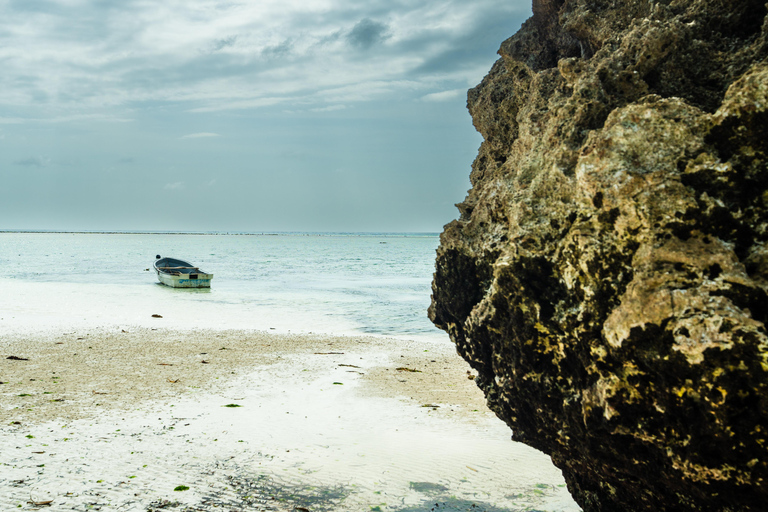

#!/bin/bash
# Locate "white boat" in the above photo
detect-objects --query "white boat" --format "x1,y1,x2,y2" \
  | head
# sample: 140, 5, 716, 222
153, 255, 213, 288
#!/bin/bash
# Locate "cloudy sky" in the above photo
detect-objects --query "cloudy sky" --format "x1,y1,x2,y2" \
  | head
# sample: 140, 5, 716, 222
0, 0, 530, 232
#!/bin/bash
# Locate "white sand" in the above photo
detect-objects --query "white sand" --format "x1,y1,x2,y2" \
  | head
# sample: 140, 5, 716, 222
1, 328, 580, 511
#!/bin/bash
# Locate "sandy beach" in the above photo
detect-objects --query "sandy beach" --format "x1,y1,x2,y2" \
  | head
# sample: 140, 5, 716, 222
1, 327, 579, 511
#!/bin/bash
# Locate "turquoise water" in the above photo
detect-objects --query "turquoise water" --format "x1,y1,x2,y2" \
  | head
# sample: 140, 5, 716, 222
0, 232, 446, 341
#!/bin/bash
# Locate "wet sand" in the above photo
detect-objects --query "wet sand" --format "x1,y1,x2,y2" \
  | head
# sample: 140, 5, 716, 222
1, 328, 580, 511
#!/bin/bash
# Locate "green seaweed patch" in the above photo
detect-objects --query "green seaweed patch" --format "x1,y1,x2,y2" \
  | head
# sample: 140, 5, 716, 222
223, 404, 242, 408
409, 481, 449, 494
395, 496, 516, 511
147, 499, 182, 509
174, 485, 189, 491
220, 473, 349, 511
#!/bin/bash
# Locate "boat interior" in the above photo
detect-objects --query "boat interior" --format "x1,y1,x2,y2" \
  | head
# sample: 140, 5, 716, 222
155, 257, 202, 275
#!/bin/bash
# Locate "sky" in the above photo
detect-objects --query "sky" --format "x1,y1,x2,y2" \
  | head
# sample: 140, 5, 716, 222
0, 0, 531, 233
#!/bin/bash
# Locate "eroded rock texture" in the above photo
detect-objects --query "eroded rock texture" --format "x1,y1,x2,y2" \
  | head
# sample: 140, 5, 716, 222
429, 1, 768, 511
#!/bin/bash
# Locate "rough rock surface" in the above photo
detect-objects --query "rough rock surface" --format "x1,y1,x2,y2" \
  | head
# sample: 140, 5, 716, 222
429, 1, 768, 511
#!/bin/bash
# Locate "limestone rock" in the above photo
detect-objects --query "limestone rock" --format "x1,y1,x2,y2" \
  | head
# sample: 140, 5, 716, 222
429, 1, 768, 510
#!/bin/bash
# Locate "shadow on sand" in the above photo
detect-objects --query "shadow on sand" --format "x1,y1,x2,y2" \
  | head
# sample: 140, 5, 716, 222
147, 474, 556, 512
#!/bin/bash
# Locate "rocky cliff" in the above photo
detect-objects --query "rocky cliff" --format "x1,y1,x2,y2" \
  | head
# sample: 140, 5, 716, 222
429, 1, 768, 511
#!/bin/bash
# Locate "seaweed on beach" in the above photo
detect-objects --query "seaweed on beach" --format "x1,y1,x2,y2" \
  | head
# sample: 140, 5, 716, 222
222, 473, 349, 511
394, 482, 562, 512
147, 500, 185, 510
148, 473, 351, 511
408, 481, 449, 494
393, 498, 543, 512
144, 466, 557, 512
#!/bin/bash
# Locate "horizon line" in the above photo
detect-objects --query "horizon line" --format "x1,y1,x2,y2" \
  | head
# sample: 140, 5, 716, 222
0, 229, 441, 236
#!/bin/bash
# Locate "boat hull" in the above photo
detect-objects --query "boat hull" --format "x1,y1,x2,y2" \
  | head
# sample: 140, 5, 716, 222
153, 257, 213, 288
156, 271, 213, 288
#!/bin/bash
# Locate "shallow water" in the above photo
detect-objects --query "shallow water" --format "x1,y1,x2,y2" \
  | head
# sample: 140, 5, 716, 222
2, 341, 579, 511
0, 232, 582, 511
0, 232, 444, 340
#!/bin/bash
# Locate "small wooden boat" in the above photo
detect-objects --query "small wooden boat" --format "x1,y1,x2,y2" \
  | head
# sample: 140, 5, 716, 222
153, 255, 213, 288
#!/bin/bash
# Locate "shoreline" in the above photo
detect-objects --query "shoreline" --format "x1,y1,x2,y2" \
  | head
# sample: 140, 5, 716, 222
1, 328, 481, 425
1, 328, 579, 511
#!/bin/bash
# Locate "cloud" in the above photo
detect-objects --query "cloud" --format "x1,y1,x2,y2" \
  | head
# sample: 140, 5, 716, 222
262, 39, 294, 58
210, 35, 237, 52
188, 97, 286, 113
179, 132, 221, 139
0, 1, 535, 234
310, 104, 346, 112
0, 1, 531, 117
0, 114, 132, 125
420, 89, 464, 102
346, 18, 390, 49
14, 156, 50, 167
317, 80, 421, 103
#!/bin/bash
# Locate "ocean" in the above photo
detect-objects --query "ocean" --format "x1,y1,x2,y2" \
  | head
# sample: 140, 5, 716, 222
0, 231, 447, 341
0, 231, 584, 512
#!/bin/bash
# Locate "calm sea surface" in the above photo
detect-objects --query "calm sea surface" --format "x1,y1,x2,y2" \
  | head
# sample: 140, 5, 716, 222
0, 232, 447, 341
